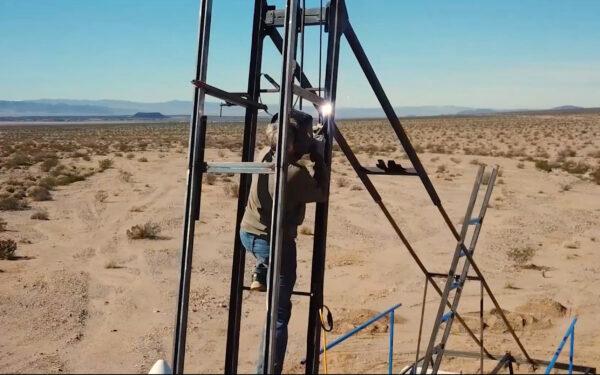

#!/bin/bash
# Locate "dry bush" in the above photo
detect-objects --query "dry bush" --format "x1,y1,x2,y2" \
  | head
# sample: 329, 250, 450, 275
517, 162, 525, 169
204, 174, 217, 185
450, 157, 461, 164
126, 222, 162, 240
436, 164, 447, 173
223, 182, 239, 198
31, 209, 49, 220
98, 159, 113, 171
95, 190, 109, 203
591, 166, 600, 185
119, 170, 133, 183
104, 259, 121, 269
40, 157, 59, 172
559, 182, 573, 192
350, 184, 363, 191
126, 153, 135, 159
6, 153, 32, 168
138, 157, 148, 162
27, 186, 52, 201
534, 159, 553, 172
507, 246, 536, 265
0, 218, 7, 232
299, 226, 313, 235
336, 177, 349, 188
129, 206, 145, 212
38, 176, 58, 190
0, 239, 17, 260
561, 160, 589, 175
0, 197, 29, 211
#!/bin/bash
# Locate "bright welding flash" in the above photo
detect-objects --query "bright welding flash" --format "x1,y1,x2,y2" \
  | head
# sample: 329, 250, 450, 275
320, 102, 333, 117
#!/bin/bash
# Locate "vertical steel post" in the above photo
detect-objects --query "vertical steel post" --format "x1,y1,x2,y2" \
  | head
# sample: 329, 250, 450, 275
263, 0, 298, 373
480, 281, 484, 374
389, 311, 394, 375
172, 0, 213, 373
305, 1, 345, 373
224, 1, 267, 373
569, 328, 574, 375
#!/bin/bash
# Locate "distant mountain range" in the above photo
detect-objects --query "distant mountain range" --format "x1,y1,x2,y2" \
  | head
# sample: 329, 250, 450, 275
0, 99, 596, 118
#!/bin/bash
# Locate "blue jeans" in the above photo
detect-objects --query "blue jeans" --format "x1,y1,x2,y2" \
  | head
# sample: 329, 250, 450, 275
239, 230, 297, 374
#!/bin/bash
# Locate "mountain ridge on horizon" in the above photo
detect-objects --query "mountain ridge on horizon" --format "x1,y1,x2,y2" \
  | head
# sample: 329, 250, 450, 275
0, 99, 593, 118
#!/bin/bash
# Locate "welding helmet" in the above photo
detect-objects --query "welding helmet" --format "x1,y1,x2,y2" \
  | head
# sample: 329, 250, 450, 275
269, 110, 314, 155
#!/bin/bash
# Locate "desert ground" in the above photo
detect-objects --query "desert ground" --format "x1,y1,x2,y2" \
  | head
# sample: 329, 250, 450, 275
0, 114, 599, 373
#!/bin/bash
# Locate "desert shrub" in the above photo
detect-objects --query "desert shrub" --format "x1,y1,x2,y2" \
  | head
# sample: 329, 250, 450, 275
126, 153, 135, 159
0, 197, 29, 211
0, 239, 17, 259
38, 176, 58, 189
204, 174, 217, 185
95, 190, 109, 203
561, 160, 589, 175
119, 170, 133, 183
559, 182, 573, 192
0, 218, 7, 231
104, 259, 121, 269
299, 226, 313, 235
126, 222, 161, 240
591, 166, 600, 185
40, 157, 59, 172
482, 171, 492, 185
27, 186, 52, 201
507, 246, 535, 265
137, 157, 148, 162
517, 162, 525, 169
55, 174, 85, 186
98, 159, 113, 171
31, 209, 49, 220
534, 159, 553, 172
350, 184, 363, 191
223, 183, 239, 198
6, 153, 32, 168
336, 177, 349, 188
436, 164, 447, 173
114, 152, 123, 157
469, 159, 482, 166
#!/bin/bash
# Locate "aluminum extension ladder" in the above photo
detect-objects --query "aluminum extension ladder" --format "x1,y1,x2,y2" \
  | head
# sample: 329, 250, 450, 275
420, 164, 499, 373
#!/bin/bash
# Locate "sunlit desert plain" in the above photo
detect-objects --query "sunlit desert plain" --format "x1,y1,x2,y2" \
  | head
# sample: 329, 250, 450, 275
1, 113, 599, 373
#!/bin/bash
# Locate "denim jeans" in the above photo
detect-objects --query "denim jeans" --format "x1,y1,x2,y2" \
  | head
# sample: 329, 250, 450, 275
239, 230, 297, 374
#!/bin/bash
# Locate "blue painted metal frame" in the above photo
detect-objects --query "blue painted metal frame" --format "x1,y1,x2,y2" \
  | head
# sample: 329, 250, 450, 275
545, 317, 577, 375
307, 303, 401, 374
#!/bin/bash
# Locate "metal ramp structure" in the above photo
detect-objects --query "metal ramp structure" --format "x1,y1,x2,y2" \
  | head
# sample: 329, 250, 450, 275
170, 0, 597, 373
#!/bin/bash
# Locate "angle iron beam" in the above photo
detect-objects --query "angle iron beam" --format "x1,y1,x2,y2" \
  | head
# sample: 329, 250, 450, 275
191, 80, 268, 110
225, 0, 268, 371
172, 0, 213, 372
263, 0, 299, 373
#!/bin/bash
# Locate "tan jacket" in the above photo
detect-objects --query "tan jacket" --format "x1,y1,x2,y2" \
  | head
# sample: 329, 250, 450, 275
240, 147, 329, 239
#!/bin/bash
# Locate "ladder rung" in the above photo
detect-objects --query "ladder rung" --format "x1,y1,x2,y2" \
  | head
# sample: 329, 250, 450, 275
441, 311, 454, 323
204, 162, 274, 174
468, 217, 482, 225
192, 80, 268, 110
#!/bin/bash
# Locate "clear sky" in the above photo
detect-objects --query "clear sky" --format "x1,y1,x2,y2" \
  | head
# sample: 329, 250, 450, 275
1, 0, 599, 108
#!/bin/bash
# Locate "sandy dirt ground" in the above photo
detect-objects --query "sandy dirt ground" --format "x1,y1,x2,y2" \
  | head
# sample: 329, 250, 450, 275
0, 115, 599, 373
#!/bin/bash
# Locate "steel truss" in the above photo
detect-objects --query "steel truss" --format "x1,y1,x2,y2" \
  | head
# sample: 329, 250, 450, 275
171, 0, 596, 373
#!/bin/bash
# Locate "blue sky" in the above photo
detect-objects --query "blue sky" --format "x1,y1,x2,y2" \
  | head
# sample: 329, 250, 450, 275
1, 0, 599, 108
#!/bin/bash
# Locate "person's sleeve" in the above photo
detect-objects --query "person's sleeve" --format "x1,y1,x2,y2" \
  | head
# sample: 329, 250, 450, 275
288, 161, 329, 203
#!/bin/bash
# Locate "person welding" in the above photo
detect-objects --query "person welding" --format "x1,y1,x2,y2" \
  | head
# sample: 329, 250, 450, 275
239, 109, 329, 374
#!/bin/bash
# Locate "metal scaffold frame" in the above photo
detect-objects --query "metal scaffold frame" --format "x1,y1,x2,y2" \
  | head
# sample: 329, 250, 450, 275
171, 0, 597, 373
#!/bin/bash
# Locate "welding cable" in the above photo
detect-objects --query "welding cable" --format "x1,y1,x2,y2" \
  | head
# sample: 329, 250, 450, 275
319, 305, 334, 374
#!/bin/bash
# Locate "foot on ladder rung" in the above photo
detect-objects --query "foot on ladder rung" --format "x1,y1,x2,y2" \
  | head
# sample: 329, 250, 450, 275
441, 311, 454, 323
449, 280, 462, 290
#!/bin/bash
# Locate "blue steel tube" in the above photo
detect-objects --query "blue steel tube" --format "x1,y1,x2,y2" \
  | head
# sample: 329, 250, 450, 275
388, 311, 394, 375
569, 328, 574, 375
318, 303, 401, 354
545, 318, 577, 374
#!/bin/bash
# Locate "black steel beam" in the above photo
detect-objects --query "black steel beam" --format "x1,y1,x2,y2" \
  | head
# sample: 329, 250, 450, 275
305, 1, 345, 373
172, 0, 212, 372
224, 0, 267, 373
489, 353, 512, 374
